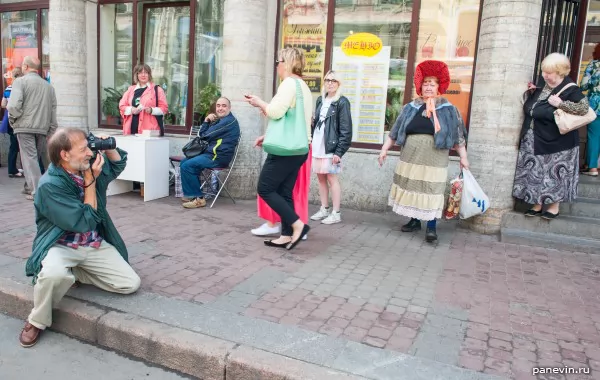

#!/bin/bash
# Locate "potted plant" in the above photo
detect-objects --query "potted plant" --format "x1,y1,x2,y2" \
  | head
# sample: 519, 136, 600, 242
102, 87, 123, 125
385, 88, 403, 129
194, 83, 221, 123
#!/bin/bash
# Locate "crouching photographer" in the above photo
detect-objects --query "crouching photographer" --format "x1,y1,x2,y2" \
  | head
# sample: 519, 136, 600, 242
20, 127, 140, 348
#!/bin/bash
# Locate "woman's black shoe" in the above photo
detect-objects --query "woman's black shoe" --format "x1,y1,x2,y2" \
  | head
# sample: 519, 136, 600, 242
401, 218, 421, 232
540, 211, 559, 220
264, 240, 289, 248
524, 209, 542, 217
286, 224, 310, 251
425, 228, 438, 243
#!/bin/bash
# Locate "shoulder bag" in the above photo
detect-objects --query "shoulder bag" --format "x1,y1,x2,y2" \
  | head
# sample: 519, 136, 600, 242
0, 110, 8, 134
182, 136, 208, 158
553, 83, 597, 135
154, 85, 165, 136
262, 78, 309, 156
181, 117, 236, 159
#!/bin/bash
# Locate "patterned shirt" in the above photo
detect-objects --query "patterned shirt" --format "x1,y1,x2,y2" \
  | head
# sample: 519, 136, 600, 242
55, 170, 103, 249
581, 60, 600, 115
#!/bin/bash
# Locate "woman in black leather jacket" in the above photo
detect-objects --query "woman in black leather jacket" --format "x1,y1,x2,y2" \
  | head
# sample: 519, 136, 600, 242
309, 70, 353, 225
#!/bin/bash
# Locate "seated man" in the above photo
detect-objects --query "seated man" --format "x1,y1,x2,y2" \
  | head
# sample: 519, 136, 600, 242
181, 97, 240, 209
20, 127, 140, 348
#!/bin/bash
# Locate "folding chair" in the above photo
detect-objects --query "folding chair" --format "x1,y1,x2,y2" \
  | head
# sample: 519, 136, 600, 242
169, 124, 202, 184
199, 134, 241, 208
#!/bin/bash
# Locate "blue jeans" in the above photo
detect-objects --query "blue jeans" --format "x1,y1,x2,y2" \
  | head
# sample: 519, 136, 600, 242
180, 154, 219, 198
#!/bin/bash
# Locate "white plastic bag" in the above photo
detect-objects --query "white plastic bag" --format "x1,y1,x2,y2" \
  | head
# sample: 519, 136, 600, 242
459, 169, 489, 219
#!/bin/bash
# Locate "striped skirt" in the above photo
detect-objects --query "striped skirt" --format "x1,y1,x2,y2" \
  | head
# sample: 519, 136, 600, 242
388, 134, 449, 221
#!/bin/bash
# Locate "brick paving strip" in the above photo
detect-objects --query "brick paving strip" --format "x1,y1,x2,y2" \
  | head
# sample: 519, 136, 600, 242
2, 170, 600, 379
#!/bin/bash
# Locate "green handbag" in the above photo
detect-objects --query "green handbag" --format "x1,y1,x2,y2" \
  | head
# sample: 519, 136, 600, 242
262, 78, 309, 156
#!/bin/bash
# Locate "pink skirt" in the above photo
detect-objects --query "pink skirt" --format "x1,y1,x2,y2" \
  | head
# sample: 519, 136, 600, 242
257, 147, 311, 224
312, 157, 342, 174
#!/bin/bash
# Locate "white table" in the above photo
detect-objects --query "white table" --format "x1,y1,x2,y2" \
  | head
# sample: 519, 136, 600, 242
106, 135, 170, 201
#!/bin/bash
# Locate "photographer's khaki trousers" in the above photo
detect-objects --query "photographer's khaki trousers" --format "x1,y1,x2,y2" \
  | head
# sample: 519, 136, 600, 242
28, 241, 141, 329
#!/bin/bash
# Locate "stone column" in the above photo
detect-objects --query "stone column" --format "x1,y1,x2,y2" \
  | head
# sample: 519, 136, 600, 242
49, 0, 90, 130
462, 0, 543, 234
220, 0, 273, 199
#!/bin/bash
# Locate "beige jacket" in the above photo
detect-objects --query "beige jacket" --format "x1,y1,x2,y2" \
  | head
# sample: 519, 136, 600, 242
7, 72, 57, 135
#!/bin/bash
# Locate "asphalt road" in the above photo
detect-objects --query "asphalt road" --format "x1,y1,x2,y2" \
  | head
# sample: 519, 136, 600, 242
0, 313, 189, 380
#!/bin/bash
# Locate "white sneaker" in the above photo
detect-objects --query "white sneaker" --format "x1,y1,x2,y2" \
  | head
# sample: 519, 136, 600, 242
251, 223, 281, 236
310, 207, 330, 221
322, 211, 341, 225
302, 233, 307, 241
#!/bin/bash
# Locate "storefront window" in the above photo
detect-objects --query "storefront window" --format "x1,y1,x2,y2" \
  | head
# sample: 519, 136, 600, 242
41, 9, 50, 82
413, 0, 481, 127
99, 3, 133, 125
331, 0, 412, 144
578, 0, 600, 83
193, 0, 223, 123
1, 10, 38, 83
141, 5, 190, 126
279, 0, 329, 102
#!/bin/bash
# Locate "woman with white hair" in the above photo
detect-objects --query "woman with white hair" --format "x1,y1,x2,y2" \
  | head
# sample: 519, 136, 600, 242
309, 70, 353, 224
513, 53, 589, 220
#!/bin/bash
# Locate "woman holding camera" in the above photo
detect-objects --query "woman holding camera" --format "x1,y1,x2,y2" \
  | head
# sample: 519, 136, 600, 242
119, 64, 168, 135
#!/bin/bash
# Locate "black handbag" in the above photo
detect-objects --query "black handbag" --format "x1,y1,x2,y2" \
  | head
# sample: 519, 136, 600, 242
182, 136, 209, 158
154, 85, 165, 136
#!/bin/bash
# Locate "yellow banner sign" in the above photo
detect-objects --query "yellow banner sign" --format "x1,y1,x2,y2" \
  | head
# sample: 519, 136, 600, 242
341, 33, 383, 57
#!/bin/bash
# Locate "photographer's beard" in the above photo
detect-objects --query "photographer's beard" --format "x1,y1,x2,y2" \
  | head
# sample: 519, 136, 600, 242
62, 156, 91, 174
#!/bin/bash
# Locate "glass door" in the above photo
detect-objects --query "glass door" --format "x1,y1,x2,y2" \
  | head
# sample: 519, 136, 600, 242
141, 4, 190, 126
1, 10, 38, 82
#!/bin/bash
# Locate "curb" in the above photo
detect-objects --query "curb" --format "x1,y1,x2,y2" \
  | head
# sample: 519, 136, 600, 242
0, 277, 366, 380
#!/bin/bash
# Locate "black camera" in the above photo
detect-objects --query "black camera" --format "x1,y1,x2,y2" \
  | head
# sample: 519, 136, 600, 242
87, 133, 116, 152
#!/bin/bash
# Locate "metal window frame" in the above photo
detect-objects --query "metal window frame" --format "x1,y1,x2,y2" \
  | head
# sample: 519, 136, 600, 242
97, 0, 198, 135
0, 1, 48, 91
533, 0, 586, 84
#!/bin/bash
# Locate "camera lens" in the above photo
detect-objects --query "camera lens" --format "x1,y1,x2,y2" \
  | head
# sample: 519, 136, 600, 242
98, 137, 117, 151
87, 134, 117, 151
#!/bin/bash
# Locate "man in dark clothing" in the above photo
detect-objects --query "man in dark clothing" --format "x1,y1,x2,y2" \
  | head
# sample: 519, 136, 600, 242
19, 127, 140, 348
181, 97, 240, 209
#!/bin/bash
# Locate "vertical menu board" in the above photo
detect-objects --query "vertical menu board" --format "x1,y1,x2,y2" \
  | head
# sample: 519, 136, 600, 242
332, 46, 391, 144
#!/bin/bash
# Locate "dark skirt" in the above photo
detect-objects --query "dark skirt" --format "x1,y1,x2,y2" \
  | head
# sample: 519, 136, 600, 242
513, 129, 579, 204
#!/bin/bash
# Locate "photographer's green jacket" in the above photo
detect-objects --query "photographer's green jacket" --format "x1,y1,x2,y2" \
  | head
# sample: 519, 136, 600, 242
26, 149, 129, 282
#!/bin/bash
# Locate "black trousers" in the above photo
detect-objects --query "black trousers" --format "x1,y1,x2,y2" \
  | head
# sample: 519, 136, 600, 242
257, 153, 308, 236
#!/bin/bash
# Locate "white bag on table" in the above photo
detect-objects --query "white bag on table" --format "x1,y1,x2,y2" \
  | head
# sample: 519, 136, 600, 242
459, 169, 490, 219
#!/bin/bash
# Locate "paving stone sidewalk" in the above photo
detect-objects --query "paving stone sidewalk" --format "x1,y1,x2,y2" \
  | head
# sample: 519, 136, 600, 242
1, 168, 600, 380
